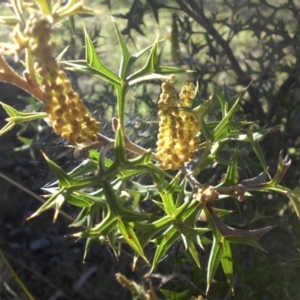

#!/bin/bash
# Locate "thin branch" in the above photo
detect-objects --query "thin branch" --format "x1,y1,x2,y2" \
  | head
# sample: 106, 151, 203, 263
0, 53, 44, 101
74, 132, 158, 161
0, 172, 76, 223
175, 0, 265, 121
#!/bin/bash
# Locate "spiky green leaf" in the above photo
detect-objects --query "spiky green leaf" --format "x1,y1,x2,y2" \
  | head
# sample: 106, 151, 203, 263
84, 29, 121, 86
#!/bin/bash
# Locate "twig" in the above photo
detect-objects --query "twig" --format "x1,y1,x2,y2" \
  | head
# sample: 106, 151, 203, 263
0, 248, 36, 300
215, 184, 246, 202
0, 172, 76, 223
0, 53, 44, 101
175, 0, 265, 121
74, 132, 158, 161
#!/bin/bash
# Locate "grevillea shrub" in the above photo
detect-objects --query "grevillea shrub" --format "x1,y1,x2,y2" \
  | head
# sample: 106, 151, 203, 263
1, 1, 300, 299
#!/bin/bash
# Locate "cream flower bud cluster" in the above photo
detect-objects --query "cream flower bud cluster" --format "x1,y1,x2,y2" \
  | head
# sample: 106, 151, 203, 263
156, 78, 199, 170
23, 14, 100, 145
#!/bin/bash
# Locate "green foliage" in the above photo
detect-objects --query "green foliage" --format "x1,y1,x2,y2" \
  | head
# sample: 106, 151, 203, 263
1, 0, 300, 299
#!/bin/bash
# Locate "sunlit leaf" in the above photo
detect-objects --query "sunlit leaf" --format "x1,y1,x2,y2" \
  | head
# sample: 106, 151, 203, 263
0, 16, 19, 26
114, 127, 127, 164
269, 151, 291, 186
84, 29, 121, 86
52, 0, 99, 24
247, 130, 271, 179
226, 236, 265, 251
72, 210, 118, 238
128, 73, 170, 86
159, 188, 177, 216
34, 0, 52, 15
287, 189, 300, 219
1, 102, 47, 122
53, 192, 68, 222
67, 191, 106, 207
186, 238, 201, 268
133, 216, 172, 246
160, 288, 191, 300
220, 240, 233, 292
127, 35, 159, 81
17, 136, 33, 146
41, 151, 73, 187
151, 226, 180, 272
217, 148, 239, 187
156, 65, 184, 74
27, 188, 65, 219
206, 233, 222, 294
69, 206, 91, 227
0, 121, 16, 136
213, 84, 228, 117
111, 16, 131, 79
11, 0, 23, 22
118, 220, 148, 263
212, 91, 242, 141
83, 237, 94, 261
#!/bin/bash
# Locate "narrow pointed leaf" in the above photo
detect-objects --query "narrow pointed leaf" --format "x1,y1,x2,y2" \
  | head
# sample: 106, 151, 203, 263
151, 226, 180, 272
1, 102, 24, 117
186, 238, 201, 268
218, 148, 239, 187
0, 16, 19, 26
53, 2, 98, 24
220, 240, 233, 292
114, 127, 127, 164
11, 0, 23, 22
54, 192, 68, 222
107, 232, 119, 259
125, 38, 167, 81
69, 207, 91, 227
102, 180, 121, 216
111, 16, 131, 79
133, 216, 172, 246
84, 29, 121, 86
0, 121, 15, 136
73, 211, 118, 238
118, 220, 148, 263
159, 189, 176, 216
127, 35, 159, 81
226, 235, 265, 251
66, 159, 98, 178
269, 151, 291, 186
67, 191, 105, 207
34, 0, 52, 15
240, 171, 267, 187
28, 189, 65, 218
287, 189, 300, 219
156, 65, 184, 74
83, 237, 94, 261
223, 82, 231, 102
213, 84, 228, 117
41, 151, 73, 187
128, 73, 170, 86
206, 234, 222, 294
212, 93, 241, 141
1, 102, 47, 122
17, 136, 33, 146
247, 131, 271, 179
160, 289, 191, 300
7, 112, 47, 122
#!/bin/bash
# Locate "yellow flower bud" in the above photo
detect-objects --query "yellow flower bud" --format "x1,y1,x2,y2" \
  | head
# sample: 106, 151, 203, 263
157, 78, 200, 170
23, 13, 101, 146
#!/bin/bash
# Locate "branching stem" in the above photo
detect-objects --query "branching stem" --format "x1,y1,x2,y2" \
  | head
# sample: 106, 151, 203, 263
0, 53, 44, 100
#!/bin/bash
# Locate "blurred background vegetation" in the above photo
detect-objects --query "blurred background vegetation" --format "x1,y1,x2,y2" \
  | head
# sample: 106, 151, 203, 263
1, 0, 300, 299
